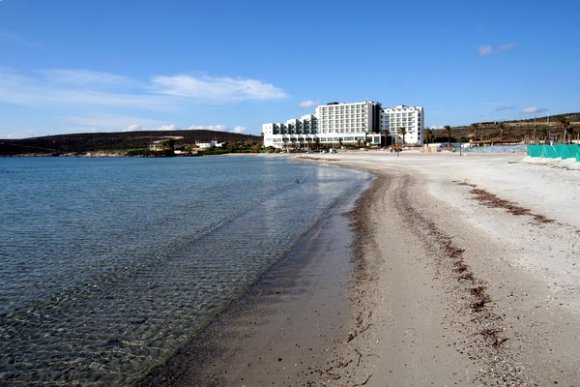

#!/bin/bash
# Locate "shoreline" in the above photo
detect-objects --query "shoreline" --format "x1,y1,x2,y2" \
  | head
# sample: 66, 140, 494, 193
138, 167, 371, 386
140, 152, 580, 386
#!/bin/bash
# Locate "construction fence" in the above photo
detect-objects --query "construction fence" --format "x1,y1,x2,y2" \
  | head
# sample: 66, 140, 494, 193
527, 144, 580, 162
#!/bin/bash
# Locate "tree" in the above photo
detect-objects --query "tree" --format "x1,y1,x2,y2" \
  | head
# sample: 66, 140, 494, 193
444, 125, 452, 147
165, 138, 176, 156
398, 127, 407, 146
167, 138, 175, 151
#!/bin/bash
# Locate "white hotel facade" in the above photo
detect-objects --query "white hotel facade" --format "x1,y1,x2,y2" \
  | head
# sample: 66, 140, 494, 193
262, 101, 424, 149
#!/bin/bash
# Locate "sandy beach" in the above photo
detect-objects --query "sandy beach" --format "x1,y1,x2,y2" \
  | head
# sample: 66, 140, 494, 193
305, 151, 579, 386
142, 151, 579, 386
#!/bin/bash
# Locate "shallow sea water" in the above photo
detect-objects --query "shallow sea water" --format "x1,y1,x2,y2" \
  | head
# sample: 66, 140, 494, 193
0, 156, 369, 386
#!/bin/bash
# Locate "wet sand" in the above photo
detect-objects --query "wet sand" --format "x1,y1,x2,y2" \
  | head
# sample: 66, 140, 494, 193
140, 151, 580, 386
138, 177, 367, 386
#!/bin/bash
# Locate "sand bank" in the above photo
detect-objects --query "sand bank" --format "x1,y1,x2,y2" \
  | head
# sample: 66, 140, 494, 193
301, 151, 580, 386
141, 151, 579, 386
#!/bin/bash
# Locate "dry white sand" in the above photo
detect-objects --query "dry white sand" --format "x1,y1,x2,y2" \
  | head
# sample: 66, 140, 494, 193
303, 151, 580, 386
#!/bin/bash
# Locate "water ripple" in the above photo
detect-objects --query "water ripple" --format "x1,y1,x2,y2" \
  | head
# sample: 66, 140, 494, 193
0, 156, 368, 385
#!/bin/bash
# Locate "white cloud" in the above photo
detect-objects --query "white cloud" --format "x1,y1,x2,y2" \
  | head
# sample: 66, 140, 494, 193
0, 67, 174, 109
156, 124, 177, 131
62, 114, 175, 133
0, 128, 43, 139
0, 67, 287, 109
187, 124, 248, 134
188, 124, 227, 131
521, 106, 549, 114
59, 117, 251, 134
299, 99, 319, 108
126, 124, 143, 132
151, 74, 287, 101
478, 45, 494, 56
233, 125, 246, 134
479, 43, 515, 56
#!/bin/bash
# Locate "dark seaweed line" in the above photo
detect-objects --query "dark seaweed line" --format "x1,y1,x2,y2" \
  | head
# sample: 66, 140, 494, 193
395, 174, 530, 387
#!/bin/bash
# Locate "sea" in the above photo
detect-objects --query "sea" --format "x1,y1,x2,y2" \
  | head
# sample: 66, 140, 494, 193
0, 155, 370, 386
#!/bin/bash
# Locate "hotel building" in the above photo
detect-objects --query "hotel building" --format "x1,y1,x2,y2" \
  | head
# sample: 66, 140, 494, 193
262, 101, 424, 148
380, 105, 424, 145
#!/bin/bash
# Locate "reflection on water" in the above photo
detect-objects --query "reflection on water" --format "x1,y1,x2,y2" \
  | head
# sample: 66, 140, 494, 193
0, 156, 369, 386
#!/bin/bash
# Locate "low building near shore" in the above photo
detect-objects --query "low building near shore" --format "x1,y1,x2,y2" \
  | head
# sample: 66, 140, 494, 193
196, 140, 224, 150
148, 140, 166, 152
148, 136, 184, 152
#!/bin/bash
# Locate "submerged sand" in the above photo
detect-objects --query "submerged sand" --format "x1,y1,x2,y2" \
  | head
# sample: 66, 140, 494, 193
138, 176, 364, 386
142, 151, 580, 386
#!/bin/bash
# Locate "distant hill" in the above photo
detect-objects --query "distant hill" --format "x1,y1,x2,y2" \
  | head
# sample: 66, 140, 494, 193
429, 112, 580, 143
0, 130, 261, 156
3, 112, 578, 155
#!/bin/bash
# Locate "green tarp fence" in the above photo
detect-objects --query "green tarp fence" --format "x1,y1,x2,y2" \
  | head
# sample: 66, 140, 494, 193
527, 144, 580, 162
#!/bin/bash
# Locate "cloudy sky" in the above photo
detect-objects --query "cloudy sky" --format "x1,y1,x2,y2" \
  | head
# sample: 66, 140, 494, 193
0, 0, 578, 138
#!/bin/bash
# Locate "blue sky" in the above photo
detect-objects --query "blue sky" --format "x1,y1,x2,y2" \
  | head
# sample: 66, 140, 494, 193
0, 0, 579, 138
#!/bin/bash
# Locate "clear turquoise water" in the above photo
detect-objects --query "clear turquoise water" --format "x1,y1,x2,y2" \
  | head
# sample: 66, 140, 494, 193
0, 156, 369, 386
